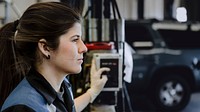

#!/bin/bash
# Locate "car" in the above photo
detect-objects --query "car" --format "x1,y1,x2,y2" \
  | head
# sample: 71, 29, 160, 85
125, 20, 200, 111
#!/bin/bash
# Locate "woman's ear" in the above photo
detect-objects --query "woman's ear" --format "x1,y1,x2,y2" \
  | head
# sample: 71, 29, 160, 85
38, 39, 50, 59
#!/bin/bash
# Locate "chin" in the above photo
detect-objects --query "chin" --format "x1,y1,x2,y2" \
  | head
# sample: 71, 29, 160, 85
73, 67, 82, 74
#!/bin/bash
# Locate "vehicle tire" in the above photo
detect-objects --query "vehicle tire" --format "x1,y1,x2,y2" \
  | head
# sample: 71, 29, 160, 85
152, 75, 191, 111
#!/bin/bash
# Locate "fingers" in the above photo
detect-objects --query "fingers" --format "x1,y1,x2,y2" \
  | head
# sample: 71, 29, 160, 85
101, 75, 108, 83
94, 67, 110, 79
90, 58, 110, 78
90, 59, 96, 75
98, 67, 110, 74
91, 59, 95, 69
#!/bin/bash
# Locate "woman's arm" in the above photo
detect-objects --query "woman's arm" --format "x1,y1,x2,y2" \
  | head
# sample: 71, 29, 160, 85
74, 91, 91, 112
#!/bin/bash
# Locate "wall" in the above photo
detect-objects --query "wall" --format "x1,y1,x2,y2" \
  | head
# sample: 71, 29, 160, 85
144, 0, 164, 20
0, 0, 182, 26
116, 0, 137, 20
0, 0, 58, 25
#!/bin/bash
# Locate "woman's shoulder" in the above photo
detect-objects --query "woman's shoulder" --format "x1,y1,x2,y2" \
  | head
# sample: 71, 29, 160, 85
1, 78, 47, 112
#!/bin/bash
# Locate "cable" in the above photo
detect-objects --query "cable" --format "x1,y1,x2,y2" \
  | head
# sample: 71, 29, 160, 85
111, 0, 117, 19
123, 81, 134, 112
112, 0, 121, 19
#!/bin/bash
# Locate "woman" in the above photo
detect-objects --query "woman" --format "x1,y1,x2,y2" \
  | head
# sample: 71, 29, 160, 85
0, 2, 109, 112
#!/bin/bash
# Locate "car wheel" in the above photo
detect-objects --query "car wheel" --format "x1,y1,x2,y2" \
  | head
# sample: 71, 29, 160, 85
153, 75, 191, 111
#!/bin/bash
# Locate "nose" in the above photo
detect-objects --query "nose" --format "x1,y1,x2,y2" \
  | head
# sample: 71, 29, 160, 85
79, 40, 88, 53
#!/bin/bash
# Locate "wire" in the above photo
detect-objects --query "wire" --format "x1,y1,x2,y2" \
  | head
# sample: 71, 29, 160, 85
123, 81, 134, 112
112, 0, 121, 19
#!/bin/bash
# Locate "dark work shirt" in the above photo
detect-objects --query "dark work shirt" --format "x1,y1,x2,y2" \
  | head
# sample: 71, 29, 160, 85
1, 68, 76, 112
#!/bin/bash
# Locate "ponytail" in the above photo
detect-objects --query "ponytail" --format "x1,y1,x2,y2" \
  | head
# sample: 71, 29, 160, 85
0, 22, 25, 107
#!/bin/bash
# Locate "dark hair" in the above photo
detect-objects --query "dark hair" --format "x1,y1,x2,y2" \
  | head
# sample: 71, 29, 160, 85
0, 2, 81, 106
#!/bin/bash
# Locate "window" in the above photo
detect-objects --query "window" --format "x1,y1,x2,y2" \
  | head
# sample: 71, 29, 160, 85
158, 29, 200, 49
125, 23, 154, 49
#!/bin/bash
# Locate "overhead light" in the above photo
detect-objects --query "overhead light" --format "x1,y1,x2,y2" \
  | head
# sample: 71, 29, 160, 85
176, 7, 187, 22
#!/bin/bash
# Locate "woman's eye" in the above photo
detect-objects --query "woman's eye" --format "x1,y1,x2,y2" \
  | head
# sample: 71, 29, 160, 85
72, 38, 79, 42
71, 35, 81, 42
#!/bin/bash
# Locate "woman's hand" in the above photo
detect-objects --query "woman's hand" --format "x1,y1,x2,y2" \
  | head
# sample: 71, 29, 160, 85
87, 59, 110, 103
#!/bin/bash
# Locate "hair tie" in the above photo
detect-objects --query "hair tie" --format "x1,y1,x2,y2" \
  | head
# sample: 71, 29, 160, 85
11, 20, 19, 65
13, 19, 19, 31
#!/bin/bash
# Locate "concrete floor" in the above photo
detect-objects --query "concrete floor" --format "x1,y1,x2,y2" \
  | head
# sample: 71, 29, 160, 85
121, 92, 200, 112
182, 93, 200, 112
90, 95, 200, 112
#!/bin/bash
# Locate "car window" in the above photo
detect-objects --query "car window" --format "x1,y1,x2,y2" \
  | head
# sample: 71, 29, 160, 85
158, 29, 200, 49
125, 23, 154, 50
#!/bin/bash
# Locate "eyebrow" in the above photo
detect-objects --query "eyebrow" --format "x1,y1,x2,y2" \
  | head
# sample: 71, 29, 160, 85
70, 35, 81, 39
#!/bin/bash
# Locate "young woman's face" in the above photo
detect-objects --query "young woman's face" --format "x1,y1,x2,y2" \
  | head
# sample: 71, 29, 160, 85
50, 22, 87, 75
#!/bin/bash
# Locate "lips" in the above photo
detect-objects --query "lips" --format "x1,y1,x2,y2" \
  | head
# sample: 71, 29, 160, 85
78, 58, 83, 60
78, 56, 83, 60
77, 58, 83, 63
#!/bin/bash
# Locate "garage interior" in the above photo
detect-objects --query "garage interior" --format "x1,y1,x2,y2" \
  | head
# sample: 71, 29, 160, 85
1, 0, 200, 112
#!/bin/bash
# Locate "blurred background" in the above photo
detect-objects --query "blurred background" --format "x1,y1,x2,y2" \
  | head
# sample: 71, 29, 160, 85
1, 0, 200, 112
1, 0, 200, 24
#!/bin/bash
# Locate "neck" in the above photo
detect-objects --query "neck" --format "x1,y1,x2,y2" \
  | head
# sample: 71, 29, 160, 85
36, 63, 67, 92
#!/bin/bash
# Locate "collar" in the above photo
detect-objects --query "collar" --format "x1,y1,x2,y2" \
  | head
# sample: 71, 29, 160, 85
26, 68, 59, 105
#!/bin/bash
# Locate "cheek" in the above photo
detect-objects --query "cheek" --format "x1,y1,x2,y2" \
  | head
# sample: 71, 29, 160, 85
60, 44, 77, 58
